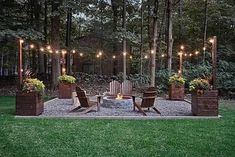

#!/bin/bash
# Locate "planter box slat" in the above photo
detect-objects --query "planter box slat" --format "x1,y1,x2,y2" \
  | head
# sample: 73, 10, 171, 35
169, 84, 184, 100
16, 92, 44, 116
59, 83, 75, 99
191, 90, 218, 116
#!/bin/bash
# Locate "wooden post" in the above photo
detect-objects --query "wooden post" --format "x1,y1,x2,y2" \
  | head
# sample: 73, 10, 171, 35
178, 51, 183, 76
178, 45, 184, 76
150, 50, 156, 86
18, 39, 23, 90
211, 36, 217, 90
62, 50, 66, 75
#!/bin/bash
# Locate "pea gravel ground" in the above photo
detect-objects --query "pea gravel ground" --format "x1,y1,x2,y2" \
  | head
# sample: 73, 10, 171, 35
40, 97, 192, 117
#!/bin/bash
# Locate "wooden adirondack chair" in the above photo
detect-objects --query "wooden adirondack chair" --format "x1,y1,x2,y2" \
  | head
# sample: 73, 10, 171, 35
132, 87, 161, 116
109, 80, 121, 95
71, 86, 101, 114
121, 80, 132, 96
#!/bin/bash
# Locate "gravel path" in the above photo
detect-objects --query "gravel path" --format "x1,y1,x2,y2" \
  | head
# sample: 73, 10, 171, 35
40, 97, 192, 117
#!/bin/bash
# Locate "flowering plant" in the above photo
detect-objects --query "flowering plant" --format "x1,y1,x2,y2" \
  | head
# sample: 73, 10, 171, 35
22, 78, 45, 95
58, 75, 76, 84
189, 78, 210, 92
169, 74, 185, 86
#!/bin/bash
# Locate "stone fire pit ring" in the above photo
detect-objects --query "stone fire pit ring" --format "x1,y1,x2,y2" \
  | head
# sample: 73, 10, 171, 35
102, 95, 133, 109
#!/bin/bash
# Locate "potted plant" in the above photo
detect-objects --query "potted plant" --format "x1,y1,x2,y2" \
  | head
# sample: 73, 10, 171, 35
16, 78, 45, 116
58, 75, 76, 99
168, 74, 185, 100
189, 78, 218, 116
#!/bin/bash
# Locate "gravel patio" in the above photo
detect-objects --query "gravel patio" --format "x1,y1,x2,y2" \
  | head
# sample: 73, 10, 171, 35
39, 96, 193, 118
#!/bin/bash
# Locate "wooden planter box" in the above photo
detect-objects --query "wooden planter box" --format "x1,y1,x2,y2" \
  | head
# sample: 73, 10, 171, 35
16, 92, 44, 116
169, 84, 185, 100
191, 90, 218, 116
58, 83, 75, 99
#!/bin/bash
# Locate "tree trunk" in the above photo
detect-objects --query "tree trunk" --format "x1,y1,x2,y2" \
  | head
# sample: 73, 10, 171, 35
203, 0, 208, 64
122, 0, 127, 80
34, 0, 44, 75
66, 7, 72, 74
147, 0, 152, 51
111, 0, 118, 75
0, 52, 3, 76
44, 0, 48, 75
167, 0, 173, 73
51, 0, 61, 89
150, 0, 159, 87
140, 0, 144, 77
178, 0, 183, 42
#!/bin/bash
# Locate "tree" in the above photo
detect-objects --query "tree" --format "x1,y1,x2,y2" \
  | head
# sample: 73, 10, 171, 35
166, 0, 173, 73
111, 0, 119, 75
150, 0, 159, 86
51, 0, 61, 89
123, 0, 127, 80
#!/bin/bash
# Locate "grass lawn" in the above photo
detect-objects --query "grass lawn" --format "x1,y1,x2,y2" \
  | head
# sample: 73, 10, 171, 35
0, 96, 235, 157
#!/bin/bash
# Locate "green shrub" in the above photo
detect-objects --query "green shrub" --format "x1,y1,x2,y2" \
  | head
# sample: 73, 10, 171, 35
22, 78, 45, 95
189, 78, 210, 92
155, 69, 171, 93
58, 75, 76, 84
169, 74, 185, 86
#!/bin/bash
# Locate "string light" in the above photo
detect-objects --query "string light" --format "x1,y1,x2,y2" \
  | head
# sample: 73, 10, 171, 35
180, 45, 184, 50
49, 50, 53, 53
151, 50, 154, 54
96, 54, 100, 58
40, 47, 44, 52
62, 68, 66, 73
47, 45, 51, 50
72, 50, 76, 54
203, 47, 206, 51
55, 50, 59, 54
130, 55, 132, 59
144, 55, 148, 59
62, 50, 67, 55
161, 54, 165, 57
184, 53, 187, 57
19, 39, 24, 44
79, 53, 83, 57
209, 39, 214, 43
189, 53, 192, 57
29, 44, 34, 49
99, 51, 102, 56
195, 51, 199, 55
123, 52, 127, 56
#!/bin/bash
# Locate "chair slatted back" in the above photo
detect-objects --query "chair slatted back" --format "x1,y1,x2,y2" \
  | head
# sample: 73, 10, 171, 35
141, 87, 157, 108
121, 80, 132, 96
76, 86, 89, 107
110, 80, 121, 95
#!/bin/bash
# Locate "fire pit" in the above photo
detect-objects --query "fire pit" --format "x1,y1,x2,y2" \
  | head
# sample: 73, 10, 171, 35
102, 93, 133, 109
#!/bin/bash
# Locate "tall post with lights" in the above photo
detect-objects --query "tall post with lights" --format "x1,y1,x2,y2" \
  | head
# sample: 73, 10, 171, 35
123, 52, 127, 80
18, 39, 24, 90
210, 36, 217, 90
178, 45, 184, 76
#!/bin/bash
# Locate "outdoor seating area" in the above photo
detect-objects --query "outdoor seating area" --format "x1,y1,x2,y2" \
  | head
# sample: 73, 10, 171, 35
40, 97, 192, 118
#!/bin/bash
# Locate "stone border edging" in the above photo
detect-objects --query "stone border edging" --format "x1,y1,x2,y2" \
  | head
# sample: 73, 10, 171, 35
15, 115, 222, 120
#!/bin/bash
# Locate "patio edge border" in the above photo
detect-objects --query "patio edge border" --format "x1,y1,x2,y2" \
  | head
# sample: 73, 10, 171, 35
15, 115, 222, 120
